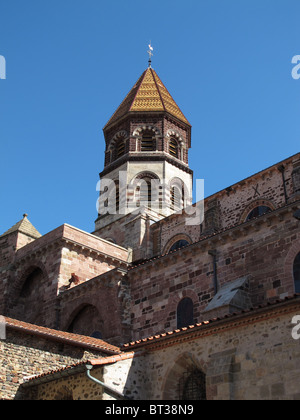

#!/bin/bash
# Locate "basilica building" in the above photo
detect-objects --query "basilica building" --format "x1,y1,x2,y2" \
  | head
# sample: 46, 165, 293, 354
0, 61, 300, 400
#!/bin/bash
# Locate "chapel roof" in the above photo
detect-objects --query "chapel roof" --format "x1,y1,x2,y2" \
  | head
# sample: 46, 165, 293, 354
104, 67, 190, 129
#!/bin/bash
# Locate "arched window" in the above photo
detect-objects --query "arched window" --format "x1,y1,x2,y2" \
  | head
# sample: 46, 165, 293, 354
294, 253, 300, 294
169, 138, 179, 158
179, 369, 206, 401
246, 206, 272, 221
177, 297, 194, 329
169, 240, 190, 253
141, 130, 155, 152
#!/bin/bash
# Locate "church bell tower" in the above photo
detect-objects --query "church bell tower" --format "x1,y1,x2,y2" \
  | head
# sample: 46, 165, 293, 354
95, 56, 193, 241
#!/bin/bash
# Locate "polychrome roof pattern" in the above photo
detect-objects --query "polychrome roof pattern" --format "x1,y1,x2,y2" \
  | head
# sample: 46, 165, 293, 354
104, 68, 190, 129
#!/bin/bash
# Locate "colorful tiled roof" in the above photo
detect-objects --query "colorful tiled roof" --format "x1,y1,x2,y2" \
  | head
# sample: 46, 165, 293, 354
104, 68, 190, 129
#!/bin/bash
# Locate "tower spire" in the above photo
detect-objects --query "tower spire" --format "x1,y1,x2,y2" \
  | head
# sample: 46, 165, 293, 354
147, 42, 153, 68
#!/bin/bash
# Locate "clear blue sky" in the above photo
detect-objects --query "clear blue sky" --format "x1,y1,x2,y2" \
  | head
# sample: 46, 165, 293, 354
0, 0, 300, 236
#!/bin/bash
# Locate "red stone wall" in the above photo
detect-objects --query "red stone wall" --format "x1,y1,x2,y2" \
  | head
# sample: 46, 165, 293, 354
129, 204, 300, 341
1, 224, 129, 329
155, 153, 300, 256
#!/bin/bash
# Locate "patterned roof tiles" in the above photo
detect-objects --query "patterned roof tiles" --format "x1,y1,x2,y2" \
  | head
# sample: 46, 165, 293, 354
104, 68, 190, 129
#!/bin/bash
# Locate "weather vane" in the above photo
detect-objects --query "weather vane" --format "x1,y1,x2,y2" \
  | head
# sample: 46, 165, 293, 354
148, 42, 154, 68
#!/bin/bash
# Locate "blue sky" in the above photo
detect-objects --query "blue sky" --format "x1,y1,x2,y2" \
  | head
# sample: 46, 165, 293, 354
0, 0, 300, 236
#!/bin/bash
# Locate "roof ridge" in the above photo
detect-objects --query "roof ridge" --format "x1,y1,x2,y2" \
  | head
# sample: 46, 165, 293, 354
150, 68, 167, 113
151, 69, 190, 125
103, 70, 146, 130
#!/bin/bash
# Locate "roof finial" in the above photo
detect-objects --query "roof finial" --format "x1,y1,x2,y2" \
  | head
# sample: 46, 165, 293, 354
23, 213, 28, 219
147, 42, 154, 68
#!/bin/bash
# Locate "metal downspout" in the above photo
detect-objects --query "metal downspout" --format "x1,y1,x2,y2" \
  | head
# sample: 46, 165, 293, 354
85, 364, 131, 400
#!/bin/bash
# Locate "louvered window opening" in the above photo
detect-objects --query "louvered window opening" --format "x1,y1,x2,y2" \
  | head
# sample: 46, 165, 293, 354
169, 139, 178, 158
170, 186, 182, 211
139, 179, 152, 209
141, 134, 155, 152
116, 140, 125, 159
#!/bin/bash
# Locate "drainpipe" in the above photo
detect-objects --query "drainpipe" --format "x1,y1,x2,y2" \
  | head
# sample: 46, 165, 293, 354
278, 165, 289, 204
208, 249, 218, 294
85, 364, 131, 400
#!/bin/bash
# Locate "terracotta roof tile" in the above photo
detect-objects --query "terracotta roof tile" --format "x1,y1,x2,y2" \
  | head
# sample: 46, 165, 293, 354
122, 295, 300, 350
4, 316, 122, 355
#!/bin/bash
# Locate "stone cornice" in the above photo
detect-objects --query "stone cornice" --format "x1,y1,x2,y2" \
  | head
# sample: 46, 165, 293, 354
100, 152, 193, 178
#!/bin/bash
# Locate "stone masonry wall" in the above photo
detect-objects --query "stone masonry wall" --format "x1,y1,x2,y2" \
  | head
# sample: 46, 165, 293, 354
28, 300, 300, 400
129, 203, 300, 341
0, 329, 105, 400
137, 302, 300, 400
3, 224, 129, 329
155, 153, 299, 255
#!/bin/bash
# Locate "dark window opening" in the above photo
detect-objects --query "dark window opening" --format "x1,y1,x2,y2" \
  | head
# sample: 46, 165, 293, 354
294, 253, 300, 294
177, 297, 194, 329
169, 240, 189, 253
91, 331, 103, 339
246, 206, 272, 221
